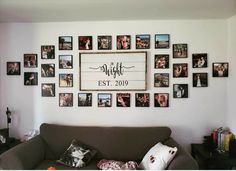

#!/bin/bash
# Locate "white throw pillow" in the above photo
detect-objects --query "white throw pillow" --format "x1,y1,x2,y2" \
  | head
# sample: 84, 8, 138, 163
139, 142, 178, 170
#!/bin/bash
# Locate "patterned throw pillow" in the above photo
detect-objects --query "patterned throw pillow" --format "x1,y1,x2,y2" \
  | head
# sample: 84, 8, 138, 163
97, 159, 138, 170
139, 142, 178, 170
57, 139, 97, 168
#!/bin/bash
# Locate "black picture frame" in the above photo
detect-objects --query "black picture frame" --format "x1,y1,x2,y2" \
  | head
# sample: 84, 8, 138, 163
24, 54, 37, 68
59, 36, 73, 50
135, 93, 150, 107
41, 45, 55, 59
78, 36, 93, 50
6, 62, 21, 75
154, 73, 169, 87
154, 54, 169, 69
154, 93, 169, 107
116, 93, 131, 107
98, 93, 112, 107
59, 55, 73, 69
117, 35, 131, 50
173, 63, 188, 78
173, 84, 188, 98
24, 72, 38, 86
212, 62, 229, 77
59, 73, 73, 87
193, 73, 208, 87
78, 93, 92, 107
136, 34, 150, 49
173, 44, 188, 58
59, 93, 73, 107
155, 34, 170, 49
98, 35, 112, 50
41, 83, 55, 97
41, 64, 55, 77
192, 53, 208, 68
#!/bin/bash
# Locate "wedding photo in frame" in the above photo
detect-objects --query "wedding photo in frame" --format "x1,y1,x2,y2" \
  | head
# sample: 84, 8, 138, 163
192, 53, 208, 68
78, 36, 92, 50
41, 45, 55, 59
136, 34, 150, 49
59, 36, 73, 50
78, 93, 92, 107
41, 83, 55, 97
154, 54, 169, 69
116, 93, 131, 107
59, 93, 73, 107
135, 93, 150, 107
59, 73, 73, 87
154, 93, 169, 107
59, 55, 73, 69
155, 34, 170, 49
24, 72, 38, 86
193, 73, 208, 87
6, 62, 21, 75
24, 54, 37, 68
117, 35, 131, 50
173, 84, 188, 98
98, 93, 112, 107
212, 62, 229, 77
97, 35, 112, 50
173, 44, 188, 58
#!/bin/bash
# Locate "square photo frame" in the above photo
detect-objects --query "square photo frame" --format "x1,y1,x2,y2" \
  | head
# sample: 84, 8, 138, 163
193, 73, 208, 87
116, 93, 131, 107
98, 93, 112, 107
173, 84, 188, 98
117, 35, 131, 50
173, 63, 188, 78
154, 54, 169, 69
41, 45, 55, 59
155, 34, 170, 49
6, 62, 21, 75
136, 34, 150, 49
173, 44, 188, 58
135, 93, 150, 107
59, 36, 73, 50
154, 73, 169, 87
98, 36, 112, 50
78, 93, 92, 107
59, 55, 73, 69
24, 72, 38, 86
59, 74, 73, 87
41, 64, 55, 77
212, 62, 229, 77
79, 36, 93, 50
192, 53, 208, 68
59, 93, 73, 107
154, 93, 169, 107
24, 54, 37, 68
41, 83, 55, 97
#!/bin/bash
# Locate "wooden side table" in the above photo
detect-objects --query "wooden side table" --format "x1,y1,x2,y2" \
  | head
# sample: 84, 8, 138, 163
191, 143, 236, 169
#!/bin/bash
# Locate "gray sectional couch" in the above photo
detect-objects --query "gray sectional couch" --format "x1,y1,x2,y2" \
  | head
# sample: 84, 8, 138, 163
0, 123, 198, 170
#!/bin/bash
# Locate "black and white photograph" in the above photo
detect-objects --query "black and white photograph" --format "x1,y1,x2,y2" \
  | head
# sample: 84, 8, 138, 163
173, 84, 188, 98
192, 53, 208, 68
117, 35, 131, 50
78, 93, 92, 107
116, 93, 131, 107
136, 34, 150, 49
213, 62, 229, 77
24, 72, 38, 86
154, 93, 169, 107
6, 62, 21, 75
173, 63, 188, 78
135, 93, 150, 107
193, 73, 208, 87
41, 83, 55, 97
59, 36, 73, 50
173, 44, 188, 58
59, 55, 73, 69
59, 74, 73, 87
24, 54, 37, 68
155, 34, 170, 49
98, 93, 112, 107
79, 36, 92, 50
98, 35, 112, 50
59, 93, 73, 107
154, 54, 169, 69
154, 73, 169, 87
41, 64, 55, 77
41, 45, 55, 59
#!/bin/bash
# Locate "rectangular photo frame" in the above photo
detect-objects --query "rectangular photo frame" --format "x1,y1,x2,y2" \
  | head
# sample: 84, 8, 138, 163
212, 62, 229, 77
24, 72, 38, 86
155, 34, 170, 49
154, 93, 169, 107
24, 54, 37, 68
78, 93, 92, 107
154, 54, 169, 69
173, 44, 188, 58
59, 74, 73, 87
98, 93, 112, 107
154, 73, 169, 87
41, 83, 55, 97
98, 35, 112, 50
193, 73, 208, 87
192, 53, 208, 68
6, 62, 21, 75
59, 36, 73, 50
135, 93, 150, 107
116, 93, 131, 107
79, 36, 93, 50
59, 55, 73, 69
173, 63, 188, 78
117, 35, 131, 50
59, 93, 73, 107
173, 84, 188, 98
136, 34, 150, 49
41, 64, 55, 77
41, 45, 55, 59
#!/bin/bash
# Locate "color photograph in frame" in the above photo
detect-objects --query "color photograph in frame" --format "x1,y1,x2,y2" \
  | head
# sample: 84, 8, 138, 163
24, 72, 38, 86
154, 54, 169, 69
59, 55, 73, 69
59, 36, 73, 50
173, 63, 188, 78
79, 36, 93, 50
135, 93, 150, 107
117, 35, 131, 50
212, 62, 229, 77
59, 74, 73, 87
41, 64, 55, 77
136, 34, 150, 49
41, 45, 55, 59
173, 44, 188, 58
193, 73, 208, 87
41, 83, 55, 97
6, 62, 21, 75
24, 54, 37, 68
59, 93, 73, 107
98, 35, 112, 50
154, 93, 169, 107
98, 93, 112, 107
116, 93, 131, 107
155, 34, 170, 49
78, 93, 92, 107
154, 73, 169, 87
192, 53, 208, 68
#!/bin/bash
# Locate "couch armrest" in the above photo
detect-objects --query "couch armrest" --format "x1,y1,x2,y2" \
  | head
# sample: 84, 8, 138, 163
165, 138, 199, 170
0, 135, 45, 170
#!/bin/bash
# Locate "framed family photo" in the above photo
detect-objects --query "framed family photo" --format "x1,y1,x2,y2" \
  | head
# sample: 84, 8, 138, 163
155, 34, 170, 49
173, 84, 188, 98
192, 53, 207, 68
59, 74, 73, 87
41, 45, 55, 59
6, 62, 21, 75
116, 93, 131, 107
173, 44, 188, 58
78, 93, 92, 107
136, 34, 150, 49
117, 35, 131, 50
98, 35, 112, 50
24, 54, 37, 68
193, 73, 208, 87
59, 55, 73, 69
98, 93, 112, 107
59, 93, 73, 107
212, 62, 229, 77
41, 83, 55, 97
79, 36, 92, 50
154, 93, 169, 107
154, 54, 169, 69
173, 63, 188, 78
24, 72, 38, 86
154, 73, 169, 87
135, 93, 150, 107
59, 36, 73, 50
41, 64, 55, 77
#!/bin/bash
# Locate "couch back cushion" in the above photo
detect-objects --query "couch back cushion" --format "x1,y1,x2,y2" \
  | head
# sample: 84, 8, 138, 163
40, 123, 171, 161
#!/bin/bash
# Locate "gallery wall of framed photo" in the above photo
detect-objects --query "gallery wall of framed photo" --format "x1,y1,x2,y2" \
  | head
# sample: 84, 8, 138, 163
0, 20, 232, 147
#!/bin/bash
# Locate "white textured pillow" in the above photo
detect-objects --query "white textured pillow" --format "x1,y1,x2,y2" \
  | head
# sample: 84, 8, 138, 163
139, 142, 178, 170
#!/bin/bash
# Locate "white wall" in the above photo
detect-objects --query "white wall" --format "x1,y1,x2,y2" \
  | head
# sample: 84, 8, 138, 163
0, 20, 228, 150
227, 15, 236, 134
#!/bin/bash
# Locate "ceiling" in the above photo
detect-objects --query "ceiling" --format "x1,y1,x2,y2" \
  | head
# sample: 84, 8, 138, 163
0, 0, 236, 22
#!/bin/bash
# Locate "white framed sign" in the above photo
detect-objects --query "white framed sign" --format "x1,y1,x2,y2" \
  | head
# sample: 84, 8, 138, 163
79, 52, 147, 91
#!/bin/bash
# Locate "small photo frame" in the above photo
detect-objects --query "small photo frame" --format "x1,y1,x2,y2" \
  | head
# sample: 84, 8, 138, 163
154, 73, 169, 87
42, 83, 55, 97
24, 54, 37, 68
213, 62, 229, 77
59, 93, 73, 107
79, 36, 92, 50
59, 55, 73, 69
6, 62, 21, 75
24, 72, 38, 86
155, 54, 169, 69
59, 36, 73, 50
135, 93, 150, 107
98, 93, 112, 107
117, 35, 131, 50
154, 93, 169, 107
155, 34, 170, 49
116, 93, 131, 107
173, 63, 188, 78
193, 73, 208, 87
98, 36, 112, 50
78, 93, 92, 107
41, 45, 55, 59
59, 74, 73, 87
136, 34, 150, 49
41, 64, 55, 77
192, 53, 208, 68
173, 84, 188, 98
173, 44, 188, 58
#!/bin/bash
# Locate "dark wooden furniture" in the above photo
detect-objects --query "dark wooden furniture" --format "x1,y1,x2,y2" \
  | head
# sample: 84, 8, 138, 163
191, 143, 236, 169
